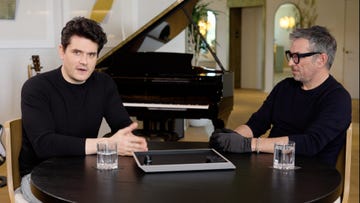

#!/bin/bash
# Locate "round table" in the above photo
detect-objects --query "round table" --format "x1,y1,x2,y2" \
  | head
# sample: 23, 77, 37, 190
31, 141, 341, 203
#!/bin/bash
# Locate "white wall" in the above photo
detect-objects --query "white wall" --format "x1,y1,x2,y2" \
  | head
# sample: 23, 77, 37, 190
241, 7, 263, 89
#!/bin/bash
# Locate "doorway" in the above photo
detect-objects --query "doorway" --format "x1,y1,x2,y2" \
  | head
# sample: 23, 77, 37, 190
273, 3, 300, 86
343, 0, 359, 98
229, 6, 264, 89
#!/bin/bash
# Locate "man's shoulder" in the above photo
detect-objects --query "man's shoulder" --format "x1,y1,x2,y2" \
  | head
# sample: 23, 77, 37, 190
274, 77, 300, 89
22, 68, 60, 89
91, 70, 112, 80
326, 75, 345, 88
89, 71, 114, 86
28, 67, 59, 80
323, 75, 351, 99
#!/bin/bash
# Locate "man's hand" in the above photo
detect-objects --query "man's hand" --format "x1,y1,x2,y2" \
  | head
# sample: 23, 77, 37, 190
209, 128, 252, 153
110, 122, 148, 156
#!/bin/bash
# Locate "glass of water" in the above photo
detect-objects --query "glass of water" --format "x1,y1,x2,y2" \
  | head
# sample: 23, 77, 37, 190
97, 142, 118, 170
273, 141, 295, 170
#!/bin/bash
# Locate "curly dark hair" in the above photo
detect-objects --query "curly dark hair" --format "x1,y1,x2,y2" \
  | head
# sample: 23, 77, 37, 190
61, 16, 107, 54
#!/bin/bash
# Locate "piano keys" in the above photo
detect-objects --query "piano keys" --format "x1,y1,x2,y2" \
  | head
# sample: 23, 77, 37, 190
96, 0, 234, 140
123, 103, 209, 110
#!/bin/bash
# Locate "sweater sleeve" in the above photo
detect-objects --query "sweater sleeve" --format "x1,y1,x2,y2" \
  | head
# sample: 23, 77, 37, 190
245, 84, 280, 137
101, 73, 132, 132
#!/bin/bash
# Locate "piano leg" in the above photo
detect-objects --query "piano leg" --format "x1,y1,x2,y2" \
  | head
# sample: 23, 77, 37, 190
212, 119, 225, 130
173, 119, 185, 139
212, 109, 232, 130
134, 119, 184, 141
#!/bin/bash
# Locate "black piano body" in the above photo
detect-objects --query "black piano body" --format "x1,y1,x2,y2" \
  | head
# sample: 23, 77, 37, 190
96, 0, 234, 140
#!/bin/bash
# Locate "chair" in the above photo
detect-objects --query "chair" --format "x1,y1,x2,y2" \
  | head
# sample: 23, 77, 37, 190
335, 123, 352, 203
0, 124, 7, 188
4, 118, 27, 203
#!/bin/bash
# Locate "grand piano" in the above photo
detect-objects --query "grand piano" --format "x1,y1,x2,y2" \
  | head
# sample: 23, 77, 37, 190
96, 0, 233, 140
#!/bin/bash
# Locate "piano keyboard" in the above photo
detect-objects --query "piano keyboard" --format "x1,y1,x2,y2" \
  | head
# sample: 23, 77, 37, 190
123, 102, 209, 111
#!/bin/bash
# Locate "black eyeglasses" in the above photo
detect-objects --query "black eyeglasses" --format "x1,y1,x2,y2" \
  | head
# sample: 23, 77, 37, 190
285, 50, 321, 64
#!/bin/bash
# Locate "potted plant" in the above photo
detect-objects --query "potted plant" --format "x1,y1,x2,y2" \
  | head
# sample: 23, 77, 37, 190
187, 0, 218, 66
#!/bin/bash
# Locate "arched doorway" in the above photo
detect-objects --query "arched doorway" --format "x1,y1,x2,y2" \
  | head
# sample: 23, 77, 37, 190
273, 3, 300, 85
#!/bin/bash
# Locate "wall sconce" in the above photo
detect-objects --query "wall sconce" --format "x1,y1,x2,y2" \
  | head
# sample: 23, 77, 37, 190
279, 16, 295, 30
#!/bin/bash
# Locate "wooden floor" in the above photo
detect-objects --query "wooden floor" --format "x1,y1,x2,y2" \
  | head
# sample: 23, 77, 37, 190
0, 89, 358, 203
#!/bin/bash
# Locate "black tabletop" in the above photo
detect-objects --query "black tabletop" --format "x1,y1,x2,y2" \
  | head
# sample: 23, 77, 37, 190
30, 141, 341, 203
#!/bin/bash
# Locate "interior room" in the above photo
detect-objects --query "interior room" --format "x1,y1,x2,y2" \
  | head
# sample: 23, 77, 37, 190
0, 0, 358, 202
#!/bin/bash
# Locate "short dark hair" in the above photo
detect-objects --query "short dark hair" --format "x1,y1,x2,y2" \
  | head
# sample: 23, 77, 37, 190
290, 25, 337, 69
61, 16, 107, 54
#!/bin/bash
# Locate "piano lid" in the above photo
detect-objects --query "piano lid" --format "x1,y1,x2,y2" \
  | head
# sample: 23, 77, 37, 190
96, 0, 199, 70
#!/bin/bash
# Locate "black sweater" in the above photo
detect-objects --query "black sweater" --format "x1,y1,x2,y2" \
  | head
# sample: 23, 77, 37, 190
246, 75, 352, 166
19, 67, 132, 176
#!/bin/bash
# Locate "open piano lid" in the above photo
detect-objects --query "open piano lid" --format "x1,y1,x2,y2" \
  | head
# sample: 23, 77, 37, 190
93, 0, 233, 131
95, 0, 225, 73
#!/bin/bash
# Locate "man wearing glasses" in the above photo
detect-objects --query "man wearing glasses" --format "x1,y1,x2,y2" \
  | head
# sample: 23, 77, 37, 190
210, 25, 351, 167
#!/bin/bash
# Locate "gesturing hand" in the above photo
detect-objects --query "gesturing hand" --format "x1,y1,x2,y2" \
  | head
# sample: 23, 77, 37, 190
209, 128, 252, 153
111, 122, 148, 156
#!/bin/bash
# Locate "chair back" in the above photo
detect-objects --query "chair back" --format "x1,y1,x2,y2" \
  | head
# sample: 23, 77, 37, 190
4, 118, 22, 203
0, 124, 5, 161
335, 123, 352, 203
0, 124, 7, 188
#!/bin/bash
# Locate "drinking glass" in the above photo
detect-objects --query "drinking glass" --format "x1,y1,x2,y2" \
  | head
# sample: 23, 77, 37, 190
97, 142, 118, 170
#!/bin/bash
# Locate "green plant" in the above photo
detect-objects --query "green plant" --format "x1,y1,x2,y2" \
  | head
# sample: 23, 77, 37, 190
187, 1, 218, 65
297, 0, 318, 28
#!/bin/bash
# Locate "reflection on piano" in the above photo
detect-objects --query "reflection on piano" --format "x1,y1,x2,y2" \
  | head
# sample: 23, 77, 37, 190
96, 0, 234, 140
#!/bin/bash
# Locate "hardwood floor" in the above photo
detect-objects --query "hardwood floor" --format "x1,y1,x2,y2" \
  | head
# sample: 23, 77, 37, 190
0, 89, 358, 203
